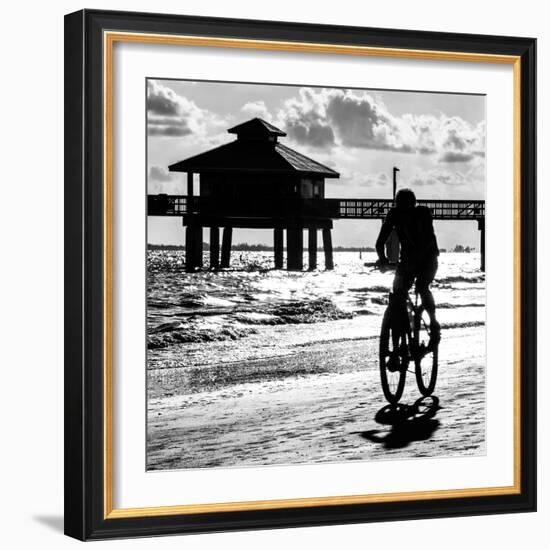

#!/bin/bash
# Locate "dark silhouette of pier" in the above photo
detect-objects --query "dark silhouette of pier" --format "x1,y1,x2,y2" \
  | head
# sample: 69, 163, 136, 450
147, 118, 486, 271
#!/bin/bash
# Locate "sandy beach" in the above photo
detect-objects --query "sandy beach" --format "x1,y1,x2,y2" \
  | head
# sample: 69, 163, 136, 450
147, 323, 485, 470
146, 251, 486, 470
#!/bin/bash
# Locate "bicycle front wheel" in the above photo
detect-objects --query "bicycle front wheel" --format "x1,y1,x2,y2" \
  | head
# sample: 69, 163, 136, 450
379, 308, 408, 404
414, 306, 438, 396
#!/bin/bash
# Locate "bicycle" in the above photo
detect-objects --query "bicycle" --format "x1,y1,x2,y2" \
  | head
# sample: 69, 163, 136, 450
368, 262, 439, 404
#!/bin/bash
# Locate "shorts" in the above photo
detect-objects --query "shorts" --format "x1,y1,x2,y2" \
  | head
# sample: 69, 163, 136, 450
393, 257, 438, 295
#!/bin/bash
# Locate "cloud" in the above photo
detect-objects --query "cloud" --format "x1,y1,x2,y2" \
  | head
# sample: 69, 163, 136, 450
440, 151, 476, 163
147, 165, 185, 194
147, 81, 227, 138
408, 169, 468, 187
149, 165, 175, 182
405, 152, 485, 198
288, 122, 335, 148
360, 172, 389, 187
147, 118, 193, 137
436, 119, 485, 163
275, 88, 415, 152
325, 92, 412, 152
273, 88, 485, 163
241, 100, 270, 119
334, 170, 390, 191
278, 88, 336, 148
147, 82, 183, 116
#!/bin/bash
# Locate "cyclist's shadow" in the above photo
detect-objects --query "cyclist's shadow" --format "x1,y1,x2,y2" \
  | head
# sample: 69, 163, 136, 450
353, 396, 442, 450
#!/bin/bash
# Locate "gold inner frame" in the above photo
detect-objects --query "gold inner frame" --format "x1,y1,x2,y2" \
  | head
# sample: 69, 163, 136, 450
103, 30, 522, 520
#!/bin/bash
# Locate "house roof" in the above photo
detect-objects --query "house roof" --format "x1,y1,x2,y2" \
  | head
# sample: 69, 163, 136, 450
168, 118, 339, 178
227, 117, 287, 137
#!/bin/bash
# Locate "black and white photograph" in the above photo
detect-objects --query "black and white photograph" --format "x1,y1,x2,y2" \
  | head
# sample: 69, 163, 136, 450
146, 79, 487, 471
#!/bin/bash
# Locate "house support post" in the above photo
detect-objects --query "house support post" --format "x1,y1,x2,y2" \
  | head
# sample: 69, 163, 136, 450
210, 226, 220, 269
187, 172, 194, 213
322, 228, 334, 270
193, 224, 203, 269
185, 219, 201, 272
274, 228, 284, 269
287, 228, 303, 271
308, 228, 318, 270
221, 226, 233, 268
185, 224, 195, 272
187, 171, 194, 195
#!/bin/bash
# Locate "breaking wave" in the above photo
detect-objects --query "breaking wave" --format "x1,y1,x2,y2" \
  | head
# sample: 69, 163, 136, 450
147, 250, 487, 355
148, 325, 257, 350
436, 274, 485, 285
441, 320, 485, 330
437, 302, 485, 309
147, 298, 352, 349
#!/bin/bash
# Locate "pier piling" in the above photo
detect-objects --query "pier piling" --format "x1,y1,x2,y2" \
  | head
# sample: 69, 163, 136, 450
185, 224, 195, 272
287, 228, 304, 271
210, 226, 220, 268
478, 218, 485, 272
274, 228, 284, 269
308, 228, 318, 270
322, 228, 334, 270
221, 226, 233, 268
193, 224, 203, 269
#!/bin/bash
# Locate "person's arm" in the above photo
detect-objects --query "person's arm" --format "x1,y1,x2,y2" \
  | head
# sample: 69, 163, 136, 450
375, 210, 394, 263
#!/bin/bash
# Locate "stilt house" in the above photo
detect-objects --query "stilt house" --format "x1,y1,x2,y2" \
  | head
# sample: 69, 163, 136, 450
168, 118, 340, 271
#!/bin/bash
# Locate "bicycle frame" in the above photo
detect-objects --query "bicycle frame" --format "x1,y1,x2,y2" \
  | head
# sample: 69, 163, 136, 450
390, 289, 424, 365
377, 264, 439, 403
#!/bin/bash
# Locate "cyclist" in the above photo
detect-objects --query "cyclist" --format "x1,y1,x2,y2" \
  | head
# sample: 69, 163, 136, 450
375, 188, 441, 346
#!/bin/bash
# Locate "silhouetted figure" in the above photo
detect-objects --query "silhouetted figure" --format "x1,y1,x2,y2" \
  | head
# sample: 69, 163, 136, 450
375, 188, 440, 336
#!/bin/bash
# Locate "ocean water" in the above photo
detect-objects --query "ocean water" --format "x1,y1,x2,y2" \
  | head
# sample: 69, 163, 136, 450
147, 251, 485, 371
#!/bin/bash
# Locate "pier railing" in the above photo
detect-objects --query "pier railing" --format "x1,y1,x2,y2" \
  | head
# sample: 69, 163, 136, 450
147, 195, 485, 221
327, 198, 485, 220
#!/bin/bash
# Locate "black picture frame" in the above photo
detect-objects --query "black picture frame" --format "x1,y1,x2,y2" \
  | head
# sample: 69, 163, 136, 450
64, 9, 536, 541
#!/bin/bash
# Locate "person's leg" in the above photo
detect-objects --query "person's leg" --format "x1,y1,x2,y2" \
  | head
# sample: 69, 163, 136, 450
392, 266, 414, 301
416, 258, 439, 337
418, 285, 437, 325
385, 270, 411, 369
392, 268, 413, 318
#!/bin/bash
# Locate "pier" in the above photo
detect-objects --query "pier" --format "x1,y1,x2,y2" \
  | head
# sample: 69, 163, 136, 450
147, 118, 485, 271
148, 195, 486, 270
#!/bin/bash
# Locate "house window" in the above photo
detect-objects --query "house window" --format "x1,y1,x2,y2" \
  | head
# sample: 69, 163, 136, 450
312, 181, 322, 198
300, 178, 313, 198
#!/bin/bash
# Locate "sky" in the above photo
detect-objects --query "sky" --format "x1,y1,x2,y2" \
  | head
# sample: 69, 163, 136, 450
147, 79, 486, 250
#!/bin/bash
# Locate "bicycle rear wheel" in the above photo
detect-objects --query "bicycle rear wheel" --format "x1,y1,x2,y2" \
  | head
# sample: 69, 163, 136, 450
379, 307, 408, 404
414, 306, 438, 396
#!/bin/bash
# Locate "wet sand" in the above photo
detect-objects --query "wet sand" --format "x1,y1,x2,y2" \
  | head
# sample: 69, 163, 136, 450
147, 325, 485, 470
